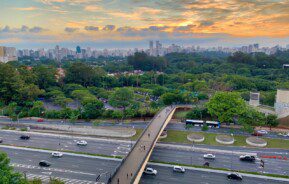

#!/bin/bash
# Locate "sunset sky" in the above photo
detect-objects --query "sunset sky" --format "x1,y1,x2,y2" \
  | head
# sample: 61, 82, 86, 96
1, 0, 289, 48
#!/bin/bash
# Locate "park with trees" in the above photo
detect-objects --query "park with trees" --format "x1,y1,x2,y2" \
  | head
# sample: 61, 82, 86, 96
1, 50, 288, 128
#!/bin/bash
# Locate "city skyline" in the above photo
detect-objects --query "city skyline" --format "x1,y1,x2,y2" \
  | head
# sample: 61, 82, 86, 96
1, 0, 289, 48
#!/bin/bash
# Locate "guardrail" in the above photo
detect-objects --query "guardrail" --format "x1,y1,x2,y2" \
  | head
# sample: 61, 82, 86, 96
108, 107, 168, 184
109, 105, 192, 184
130, 106, 176, 183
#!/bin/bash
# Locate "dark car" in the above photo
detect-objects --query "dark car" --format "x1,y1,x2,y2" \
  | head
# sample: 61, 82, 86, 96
20, 135, 30, 140
239, 155, 256, 162
227, 173, 243, 180
39, 160, 51, 167
252, 131, 263, 136
0, 139, 3, 143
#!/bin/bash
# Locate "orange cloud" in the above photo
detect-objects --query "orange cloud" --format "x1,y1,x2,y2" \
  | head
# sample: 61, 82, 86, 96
14, 7, 38, 11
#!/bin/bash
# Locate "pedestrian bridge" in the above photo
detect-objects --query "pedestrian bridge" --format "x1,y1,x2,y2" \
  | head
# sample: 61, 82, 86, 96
109, 105, 192, 184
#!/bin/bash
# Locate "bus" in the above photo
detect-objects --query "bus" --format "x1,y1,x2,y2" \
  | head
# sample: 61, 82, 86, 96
185, 119, 204, 127
205, 121, 220, 128
186, 119, 220, 128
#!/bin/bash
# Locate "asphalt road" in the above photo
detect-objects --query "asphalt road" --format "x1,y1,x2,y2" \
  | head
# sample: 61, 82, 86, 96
1, 147, 287, 184
0, 130, 289, 176
140, 165, 289, 184
1, 117, 288, 140
1, 147, 118, 183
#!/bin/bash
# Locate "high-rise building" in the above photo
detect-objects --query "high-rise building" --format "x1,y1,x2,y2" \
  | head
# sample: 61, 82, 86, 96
76, 46, 81, 54
0, 46, 18, 63
55, 45, 60, 61
149, 41, 154, 56
156, 41, 162, 56
253, 43, 259, 52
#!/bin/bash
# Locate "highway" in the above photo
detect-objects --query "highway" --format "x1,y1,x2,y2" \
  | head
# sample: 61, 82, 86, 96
1, 117, 288, 140
1, 147, 288, 184
0, 130, 289, 176
140, 165, 289, 184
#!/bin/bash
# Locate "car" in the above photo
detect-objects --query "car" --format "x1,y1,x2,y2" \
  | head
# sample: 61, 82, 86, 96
20, 135, 30, 140
37, 118, 44, 122
51, 152, 63, 157
278, 132, 289, 137
257, 130, 268, 134
39, 160, 51, 167
0, 138, 2, 143
252, 131, 263, 136
173, 166, 185, 173
227, 172, 243, 180
76, 140, 87, 146
239, 155, 256, 162
144, 167, 157, 175
203, 154, 216, 159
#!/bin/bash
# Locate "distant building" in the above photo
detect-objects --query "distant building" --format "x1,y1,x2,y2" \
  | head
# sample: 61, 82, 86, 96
156, 41, 162, 56
249, 92, 260, 107
0, 46, 18, 63
76, 46, 81, 53
149, 41, 154, 56
275, 89, 289, 118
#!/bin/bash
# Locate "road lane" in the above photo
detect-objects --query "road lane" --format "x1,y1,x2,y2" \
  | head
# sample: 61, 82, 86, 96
141, 165, 289, 184
0, 129, 288, 176
1, 147, 287, 184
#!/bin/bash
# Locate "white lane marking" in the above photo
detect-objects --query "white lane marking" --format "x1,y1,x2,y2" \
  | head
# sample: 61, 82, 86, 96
26, 173, 101, 184
11, 163, 96, 176
0, 145, 122, 161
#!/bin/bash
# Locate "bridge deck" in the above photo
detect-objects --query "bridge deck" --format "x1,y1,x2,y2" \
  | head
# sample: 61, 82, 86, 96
110, 106, 176, 184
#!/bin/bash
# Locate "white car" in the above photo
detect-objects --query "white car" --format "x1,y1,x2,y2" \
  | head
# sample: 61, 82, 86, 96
51, 152, 63, 157
257, 130, 268, 134
204, 154, 216, 159
173, 166, 185, 173
278, 133, 289, 137
144, 167, 157, 175
76, 140, 87, 146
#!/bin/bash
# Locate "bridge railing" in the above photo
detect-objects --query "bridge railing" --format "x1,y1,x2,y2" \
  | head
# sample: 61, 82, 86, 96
109, 107, 167, 183
129, 106, 176, 183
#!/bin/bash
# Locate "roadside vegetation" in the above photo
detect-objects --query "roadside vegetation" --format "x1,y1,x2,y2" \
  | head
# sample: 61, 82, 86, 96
161, 130, 289, 149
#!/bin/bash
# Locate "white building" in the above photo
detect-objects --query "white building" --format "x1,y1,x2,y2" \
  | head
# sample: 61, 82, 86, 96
275, 89, 289, 118
0, 46, 18, 63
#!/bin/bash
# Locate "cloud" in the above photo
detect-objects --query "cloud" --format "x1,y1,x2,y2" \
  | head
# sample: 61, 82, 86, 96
64, 27, 79, 33
174, 24, 196, 31
199, 21, 215, 27
102, 25, 115, 31
84, 5, 102, 12
84, 26, 99, 31
29, 27, 45, 33
21, 25, 29, 32
14, 6, 38, 11
0, 25, 46, 33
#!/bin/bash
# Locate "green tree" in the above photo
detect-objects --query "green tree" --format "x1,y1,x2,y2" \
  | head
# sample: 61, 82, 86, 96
81, 98, 104, 119
0, 152, 26, 184
109, 88, 134, 117
28, 101, 45, 117
33, 65, 57, 90
112, 110, 123, 122
266, 114, 279, 129
161, 92, 181, 105
206, 92, 246, 123
238, 107, 266, 126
